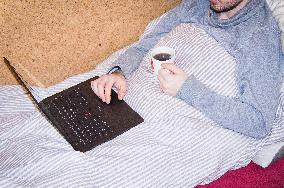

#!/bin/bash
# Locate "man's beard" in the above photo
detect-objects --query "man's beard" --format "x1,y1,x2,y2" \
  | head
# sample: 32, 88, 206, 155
210, 0, 243, 13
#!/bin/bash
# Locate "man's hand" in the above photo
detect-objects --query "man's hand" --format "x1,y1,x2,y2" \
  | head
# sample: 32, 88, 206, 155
91, 72, 127, 104
158, 63, 188, 96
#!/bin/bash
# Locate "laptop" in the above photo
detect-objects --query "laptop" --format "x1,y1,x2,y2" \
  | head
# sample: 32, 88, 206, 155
4, 58, 144, 152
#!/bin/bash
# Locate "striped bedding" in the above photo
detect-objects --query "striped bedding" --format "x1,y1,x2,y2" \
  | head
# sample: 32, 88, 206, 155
1, 23, 284, 188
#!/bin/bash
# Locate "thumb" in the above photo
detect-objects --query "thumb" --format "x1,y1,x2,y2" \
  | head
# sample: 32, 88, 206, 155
115, 80, 127, 100
161, 63, 182, 74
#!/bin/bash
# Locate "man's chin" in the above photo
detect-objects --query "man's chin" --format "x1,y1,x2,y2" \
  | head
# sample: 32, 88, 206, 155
210, 4, 224, 13
209, 0, 224, 13
210, 0, 244, 14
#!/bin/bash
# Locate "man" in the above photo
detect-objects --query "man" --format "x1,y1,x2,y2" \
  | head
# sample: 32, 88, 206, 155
91, 0, 283, 139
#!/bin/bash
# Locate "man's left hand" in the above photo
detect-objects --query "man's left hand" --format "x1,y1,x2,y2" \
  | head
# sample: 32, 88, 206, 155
158, 63, 188, 96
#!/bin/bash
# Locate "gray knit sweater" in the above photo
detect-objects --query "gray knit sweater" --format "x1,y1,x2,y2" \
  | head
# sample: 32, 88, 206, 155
111, 0, 283, 139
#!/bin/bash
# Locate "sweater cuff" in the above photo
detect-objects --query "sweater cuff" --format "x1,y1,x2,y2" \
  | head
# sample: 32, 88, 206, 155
176, 75, 215, 108
111, 48, 146, 78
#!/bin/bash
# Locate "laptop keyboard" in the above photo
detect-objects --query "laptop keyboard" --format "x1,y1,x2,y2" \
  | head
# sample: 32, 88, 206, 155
49, 88, 114, 146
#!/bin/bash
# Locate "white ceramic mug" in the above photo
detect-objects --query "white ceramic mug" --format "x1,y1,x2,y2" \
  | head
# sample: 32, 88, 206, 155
150, 46, 175, 76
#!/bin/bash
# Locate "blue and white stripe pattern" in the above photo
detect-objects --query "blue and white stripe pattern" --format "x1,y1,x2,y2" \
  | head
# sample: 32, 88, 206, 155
1, 24, 284, 187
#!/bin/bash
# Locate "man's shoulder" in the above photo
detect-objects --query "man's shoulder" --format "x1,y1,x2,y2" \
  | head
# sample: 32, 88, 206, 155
244, 1, 281, 43
253, 1, 280, 33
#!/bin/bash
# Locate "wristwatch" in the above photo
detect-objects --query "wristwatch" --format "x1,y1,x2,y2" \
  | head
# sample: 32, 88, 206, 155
107, 66, 124, 76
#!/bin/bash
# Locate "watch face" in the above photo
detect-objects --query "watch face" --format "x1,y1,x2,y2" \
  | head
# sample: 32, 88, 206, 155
108, 66, 121, 74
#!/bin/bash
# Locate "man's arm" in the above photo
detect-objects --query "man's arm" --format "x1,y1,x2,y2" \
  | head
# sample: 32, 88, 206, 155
93, 0, 199, 103
111, 0, 196, 77
176, 33, 282, 139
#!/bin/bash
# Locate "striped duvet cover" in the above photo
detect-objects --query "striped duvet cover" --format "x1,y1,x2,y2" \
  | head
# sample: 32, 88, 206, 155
1, 22, 284, 188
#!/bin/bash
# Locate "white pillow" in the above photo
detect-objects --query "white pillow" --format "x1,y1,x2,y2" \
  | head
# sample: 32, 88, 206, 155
253, 142, 284, 167
266, 0, 284, 53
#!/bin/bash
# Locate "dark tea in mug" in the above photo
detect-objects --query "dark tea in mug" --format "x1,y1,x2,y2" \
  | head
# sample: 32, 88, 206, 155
153, 53, 172, 61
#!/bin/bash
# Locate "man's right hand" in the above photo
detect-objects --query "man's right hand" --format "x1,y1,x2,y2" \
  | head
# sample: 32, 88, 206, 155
91, 72, 127, 104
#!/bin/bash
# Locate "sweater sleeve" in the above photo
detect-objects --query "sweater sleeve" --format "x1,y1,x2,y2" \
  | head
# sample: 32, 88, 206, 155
111, 0, 196, 77
176, 31, 282, 139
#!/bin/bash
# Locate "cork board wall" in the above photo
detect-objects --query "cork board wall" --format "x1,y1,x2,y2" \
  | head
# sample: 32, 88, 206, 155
1, 0, 181, 86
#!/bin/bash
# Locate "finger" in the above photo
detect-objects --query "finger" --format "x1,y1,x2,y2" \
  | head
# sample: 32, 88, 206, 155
158, 70, 167, 84
116, 81, 127, 100
91, 81, 99, 96
161, 63, 182, 74
158, 68, 171, 81
97, 80, 106, 102
104, 80, 115, 104
158, 72, 169, 93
